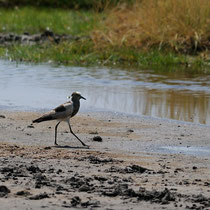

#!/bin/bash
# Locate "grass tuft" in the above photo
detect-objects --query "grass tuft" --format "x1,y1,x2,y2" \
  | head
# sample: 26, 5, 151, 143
92, 0, 210, 53
2, 41, 191, 69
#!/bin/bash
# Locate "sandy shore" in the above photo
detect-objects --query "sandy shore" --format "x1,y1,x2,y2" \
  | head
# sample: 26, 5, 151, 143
0, 111, 210, 209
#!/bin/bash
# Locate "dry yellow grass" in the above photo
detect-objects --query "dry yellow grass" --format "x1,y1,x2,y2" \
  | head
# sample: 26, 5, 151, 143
92, 0, 210, 53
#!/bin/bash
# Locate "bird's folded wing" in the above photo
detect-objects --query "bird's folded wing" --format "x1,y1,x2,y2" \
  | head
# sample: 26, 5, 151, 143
50, 101, 74, 120
33, 101, 74, 123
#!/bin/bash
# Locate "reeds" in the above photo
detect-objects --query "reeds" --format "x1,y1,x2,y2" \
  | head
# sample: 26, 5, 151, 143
92, 0, 210, 53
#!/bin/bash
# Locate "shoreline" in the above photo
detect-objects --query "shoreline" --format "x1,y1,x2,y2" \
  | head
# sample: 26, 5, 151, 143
0, 111, 210, 209
0, 110, 210, 156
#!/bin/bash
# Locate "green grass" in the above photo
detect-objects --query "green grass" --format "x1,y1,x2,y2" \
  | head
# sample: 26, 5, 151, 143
0, 7, 100, 35
0, 7, 209, 71
1, 41, 207, 71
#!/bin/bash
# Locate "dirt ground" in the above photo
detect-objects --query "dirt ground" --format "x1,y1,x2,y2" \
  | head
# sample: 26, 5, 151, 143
0, 111, 210, 210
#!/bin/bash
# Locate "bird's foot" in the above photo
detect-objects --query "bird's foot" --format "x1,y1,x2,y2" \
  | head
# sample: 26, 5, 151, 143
83, 144, 90, 149
54, 143, 58, 146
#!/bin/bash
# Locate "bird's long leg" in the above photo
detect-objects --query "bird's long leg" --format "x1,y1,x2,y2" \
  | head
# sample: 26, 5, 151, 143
55, 122, 61, 145
67, 120, 88, 147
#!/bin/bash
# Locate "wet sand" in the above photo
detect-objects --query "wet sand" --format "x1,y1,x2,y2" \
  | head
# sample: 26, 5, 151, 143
0, 111, 210, 209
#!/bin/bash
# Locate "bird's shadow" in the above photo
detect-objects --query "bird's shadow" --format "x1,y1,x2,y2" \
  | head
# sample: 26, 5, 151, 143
53, 145, 90, 149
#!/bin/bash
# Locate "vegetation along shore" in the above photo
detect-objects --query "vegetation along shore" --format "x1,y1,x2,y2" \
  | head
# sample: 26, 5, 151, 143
0, 0, 209, 70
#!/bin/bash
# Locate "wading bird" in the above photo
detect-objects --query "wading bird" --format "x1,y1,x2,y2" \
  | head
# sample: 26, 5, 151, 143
33, 92, 88, 147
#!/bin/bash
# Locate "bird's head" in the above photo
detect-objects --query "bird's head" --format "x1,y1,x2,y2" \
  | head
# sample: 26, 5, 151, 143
68, 92, 86, 100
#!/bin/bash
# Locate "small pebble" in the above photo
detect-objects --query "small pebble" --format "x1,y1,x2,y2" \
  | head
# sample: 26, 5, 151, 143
89, 131, 98, 135
92, 136, 103, 142
44, 146, 51, 150
27, 125, 34, 128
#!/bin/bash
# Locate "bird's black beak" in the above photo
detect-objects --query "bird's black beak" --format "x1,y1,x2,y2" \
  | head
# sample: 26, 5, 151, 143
81, 96, 86, 100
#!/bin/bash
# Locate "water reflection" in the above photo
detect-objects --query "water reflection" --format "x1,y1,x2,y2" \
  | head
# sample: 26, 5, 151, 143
83, 88, 210, 125
0, 60, 209, 125
140, 89, 209, 124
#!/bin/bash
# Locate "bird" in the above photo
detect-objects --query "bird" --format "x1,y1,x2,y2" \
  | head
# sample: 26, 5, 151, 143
32, 91, 88, 147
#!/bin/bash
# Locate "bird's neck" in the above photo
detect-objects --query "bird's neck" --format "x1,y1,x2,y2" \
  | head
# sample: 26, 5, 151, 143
71, 97, 80, 104
71, 98, 80, 117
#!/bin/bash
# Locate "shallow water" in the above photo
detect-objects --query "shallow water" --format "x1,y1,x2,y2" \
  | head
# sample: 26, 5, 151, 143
158, 146, 210, 157
0, 60, 210, 125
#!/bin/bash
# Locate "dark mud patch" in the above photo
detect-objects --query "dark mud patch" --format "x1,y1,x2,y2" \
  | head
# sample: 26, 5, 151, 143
0, 30, 89, 46
0, 185, 10, 197
105, 164, 152, 174
102, 185, 176, 205
16, 190, 31, 196
64, 175, 95, 192
29, 192, 50, 200
137, 188, 176, 204
0, 145, 209, 209
62, 196, 100, 208
77, 155, 122, 164
102, 183, 137, 197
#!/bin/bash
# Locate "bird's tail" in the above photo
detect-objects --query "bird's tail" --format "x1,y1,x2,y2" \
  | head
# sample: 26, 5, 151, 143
32, 115, 53, 123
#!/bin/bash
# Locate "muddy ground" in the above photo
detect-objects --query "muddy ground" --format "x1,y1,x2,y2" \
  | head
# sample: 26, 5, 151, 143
0, 31, 88, 45
0, 111, 210, 209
